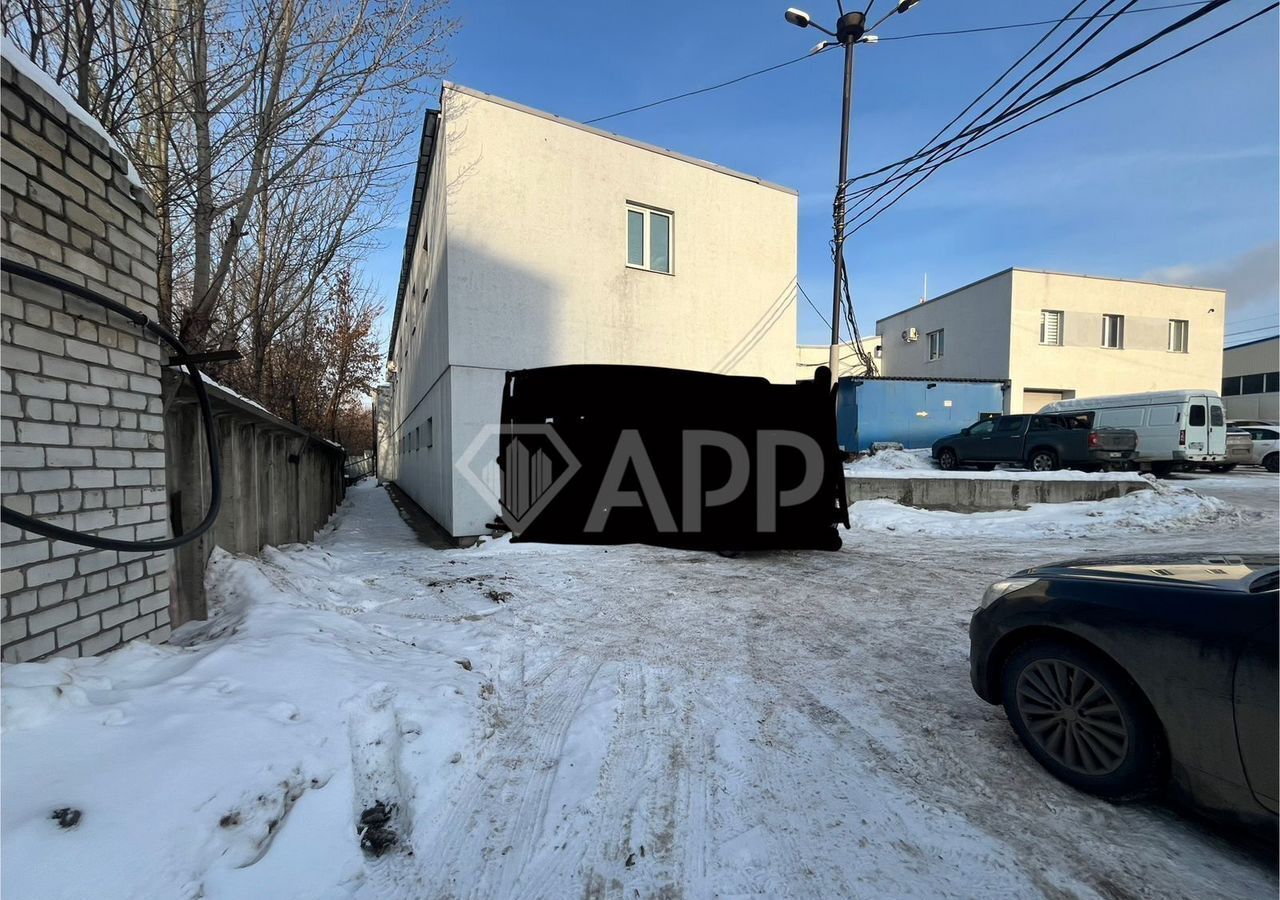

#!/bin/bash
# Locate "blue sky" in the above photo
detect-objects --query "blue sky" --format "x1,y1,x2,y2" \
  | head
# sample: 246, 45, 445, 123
365, 0, 1280, 353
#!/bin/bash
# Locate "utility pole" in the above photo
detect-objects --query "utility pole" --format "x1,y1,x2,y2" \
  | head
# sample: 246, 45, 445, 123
828, 11, 865, 391
783, 2, 924, 390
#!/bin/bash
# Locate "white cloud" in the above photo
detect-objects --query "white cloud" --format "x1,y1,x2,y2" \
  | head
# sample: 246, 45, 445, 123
1143, 241, 1279, 337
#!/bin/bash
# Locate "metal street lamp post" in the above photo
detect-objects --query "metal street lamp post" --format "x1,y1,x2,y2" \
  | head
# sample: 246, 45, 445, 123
784, 2, 922, 390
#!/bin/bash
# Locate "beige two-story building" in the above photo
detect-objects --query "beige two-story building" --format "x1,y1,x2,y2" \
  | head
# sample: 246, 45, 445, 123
876, 268, 1226, 414
378, 84, 799, 539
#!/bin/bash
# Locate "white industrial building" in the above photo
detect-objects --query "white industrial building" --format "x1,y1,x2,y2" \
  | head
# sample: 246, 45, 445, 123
875, 268, 1227, 414
377, 83, 799, 539
795, 338, 881, 381
1221, 335, 1279, 421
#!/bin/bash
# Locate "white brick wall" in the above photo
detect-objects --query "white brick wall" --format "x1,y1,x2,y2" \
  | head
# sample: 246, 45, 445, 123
1, 57, 171, 662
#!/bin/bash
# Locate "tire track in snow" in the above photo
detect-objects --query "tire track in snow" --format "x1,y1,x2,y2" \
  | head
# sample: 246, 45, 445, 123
413, 654, 604, 898
531, 663, 706, 900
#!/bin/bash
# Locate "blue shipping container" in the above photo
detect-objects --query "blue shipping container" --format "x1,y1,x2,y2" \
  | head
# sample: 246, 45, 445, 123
836, 377, 1007, 452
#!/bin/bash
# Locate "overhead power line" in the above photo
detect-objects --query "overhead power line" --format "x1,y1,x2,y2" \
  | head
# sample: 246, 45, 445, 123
797, 280, 832, 329
584, 53, 813, 125
841, 0, 1101, 225
1225, 323, 1280, 337
579, 2, 1225, 126
845, 0, 1195, 225
877, 1, 1218, 40
840, 1, 1273, 236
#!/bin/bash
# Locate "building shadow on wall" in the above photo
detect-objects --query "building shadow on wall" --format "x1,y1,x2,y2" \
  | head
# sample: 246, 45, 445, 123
712, 277, 797, 375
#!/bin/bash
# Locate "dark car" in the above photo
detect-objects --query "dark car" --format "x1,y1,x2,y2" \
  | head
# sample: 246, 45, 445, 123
931, 414, 1136, 472
970, 554, 1278, 833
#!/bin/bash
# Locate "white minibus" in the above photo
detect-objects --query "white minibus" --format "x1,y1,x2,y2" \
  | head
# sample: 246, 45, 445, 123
1039, 390, 1227, 474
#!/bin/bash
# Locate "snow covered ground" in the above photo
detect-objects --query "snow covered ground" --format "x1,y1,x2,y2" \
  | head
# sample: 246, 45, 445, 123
3, 473, 1277, 899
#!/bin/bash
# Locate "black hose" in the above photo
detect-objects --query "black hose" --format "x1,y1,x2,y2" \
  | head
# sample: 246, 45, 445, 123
1, 258, 222, 551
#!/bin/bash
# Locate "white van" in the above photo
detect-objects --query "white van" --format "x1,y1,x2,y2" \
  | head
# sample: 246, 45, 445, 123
1038, 390, 1228, 474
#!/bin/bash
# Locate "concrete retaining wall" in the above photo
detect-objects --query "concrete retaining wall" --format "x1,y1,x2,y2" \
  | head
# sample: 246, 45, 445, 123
845, 476, 1151, 512
165, 375, 346, 627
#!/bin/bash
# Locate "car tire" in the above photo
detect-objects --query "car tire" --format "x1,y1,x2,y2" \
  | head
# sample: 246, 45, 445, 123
1207, 464, 1236, 473
1266, 453, 1279, 474
974, 463, 996, 472
938, 448, 959, 470
1001, 639, 1163, 800
1027, 449, 1058, 472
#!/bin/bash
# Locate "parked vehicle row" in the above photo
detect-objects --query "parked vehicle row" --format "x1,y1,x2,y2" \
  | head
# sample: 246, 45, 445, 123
929, 391, 1277, 474
1188, 424, 1279, 474
970, 554, 1278, 836
1239, 424, 1280, 473
931, 414, 1136, 472
1039, 390, 1228, 475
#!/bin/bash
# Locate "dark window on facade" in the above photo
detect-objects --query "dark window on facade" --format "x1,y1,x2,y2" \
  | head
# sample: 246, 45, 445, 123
1242, 373, 1266, 395
1188, 405, 1205, 427
1265, 372, 1280, 392
1101, 314, 1124, 349
1222, 377, 1241, 396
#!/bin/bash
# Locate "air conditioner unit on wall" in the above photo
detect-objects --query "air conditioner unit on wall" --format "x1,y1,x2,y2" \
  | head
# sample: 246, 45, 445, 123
902, 327, 919, 342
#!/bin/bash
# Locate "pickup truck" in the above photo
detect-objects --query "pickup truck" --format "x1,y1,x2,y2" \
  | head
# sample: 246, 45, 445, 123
931, 414, 1138, 472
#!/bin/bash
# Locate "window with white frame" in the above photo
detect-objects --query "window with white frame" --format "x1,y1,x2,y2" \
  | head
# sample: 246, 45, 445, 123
927, 328, 944, 361
1101, 314, 1124, 349
626, 203, 672, 273
1168, 319, 1188, 353
1040, 310, 1063, 346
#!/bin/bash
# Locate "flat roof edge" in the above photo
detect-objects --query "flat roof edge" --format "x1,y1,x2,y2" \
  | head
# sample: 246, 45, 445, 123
443, 82, 799, 197
1009, 267, 1229, 294
1225, 334, 1279, 351
876, 266, 1230, 326
877, 269, 1014, 325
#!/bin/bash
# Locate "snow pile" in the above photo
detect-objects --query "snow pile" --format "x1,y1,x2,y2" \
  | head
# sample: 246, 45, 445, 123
847, 477, 1244, 538
1, 482, 494, 900
845, 448, 936, 472
846, 458, 1148, 483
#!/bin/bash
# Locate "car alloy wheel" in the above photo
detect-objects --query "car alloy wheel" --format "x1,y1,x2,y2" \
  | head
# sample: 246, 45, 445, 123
1029, 451, 1057, 472
939, 449, 958, 470
1000, 640, 1162, 799
1015, 659, 1128, 776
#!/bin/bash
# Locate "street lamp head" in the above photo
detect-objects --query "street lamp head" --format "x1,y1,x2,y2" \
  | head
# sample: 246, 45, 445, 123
810, 40, 834, 54
835, 10, 866, 43
784, 7, 812, 28
896, 0, 922, 12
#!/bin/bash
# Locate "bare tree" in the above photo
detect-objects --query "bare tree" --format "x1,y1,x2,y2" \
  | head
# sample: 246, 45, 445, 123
169, 0, 455, 348
3, 0, 456, 437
